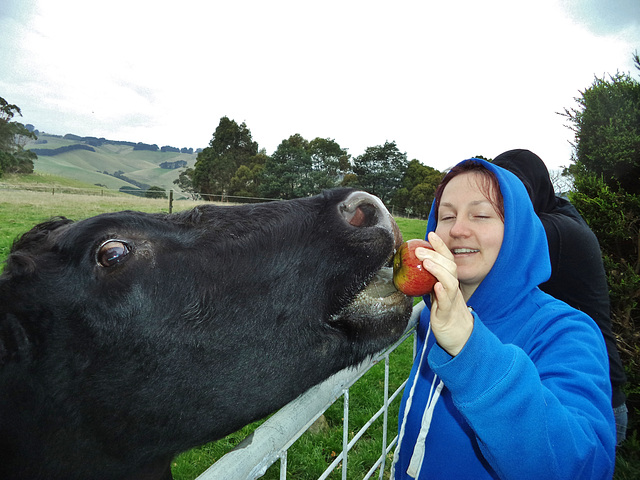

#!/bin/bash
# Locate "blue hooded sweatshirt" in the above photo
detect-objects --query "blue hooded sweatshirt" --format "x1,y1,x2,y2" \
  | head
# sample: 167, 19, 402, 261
392, 159, 615, 479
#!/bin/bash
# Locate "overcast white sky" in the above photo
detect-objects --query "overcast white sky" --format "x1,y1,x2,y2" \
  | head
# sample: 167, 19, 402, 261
1, 0, 638, 172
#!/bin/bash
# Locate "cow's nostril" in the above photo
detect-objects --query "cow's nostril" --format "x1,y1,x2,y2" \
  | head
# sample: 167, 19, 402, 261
339, 191, 403, 249
339, 191, 390, 229
347, 204, 377, 227
347, 204, 366, 227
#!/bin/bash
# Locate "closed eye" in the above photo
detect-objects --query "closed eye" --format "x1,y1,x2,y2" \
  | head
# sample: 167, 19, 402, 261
473, 211, 499, 219
96, 240, 131, 267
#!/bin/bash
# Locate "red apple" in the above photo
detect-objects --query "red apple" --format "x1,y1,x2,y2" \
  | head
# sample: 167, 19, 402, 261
393, 239, 437, 296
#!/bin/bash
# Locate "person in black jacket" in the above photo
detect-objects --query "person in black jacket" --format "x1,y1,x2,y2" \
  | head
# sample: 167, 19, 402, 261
493, 148, 627, 445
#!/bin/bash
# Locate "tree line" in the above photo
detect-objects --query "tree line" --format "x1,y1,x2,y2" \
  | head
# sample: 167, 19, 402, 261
30, 144, 96, 156
174, 116, 444, 218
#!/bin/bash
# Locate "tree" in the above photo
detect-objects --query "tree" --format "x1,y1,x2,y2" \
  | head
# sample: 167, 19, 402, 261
229, 154, 266, 198
561, 71, 640, 194
0, 96, 37, 176
133, 142, 159, 151
341, 173, 359, 188
193, 117, 259, 198
173, 167, 199, 200
229, 165, 254, 197
259, 134, 313, 199
351, 141, 408, 204
391, 159, 443, 217
145, 186, 167, 199
308, 137, 350, 191
548, 168, 573, 194
260, 136, 350, 199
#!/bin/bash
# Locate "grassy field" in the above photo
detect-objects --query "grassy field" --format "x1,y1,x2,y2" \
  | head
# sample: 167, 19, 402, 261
2, 175, 637, 479
0, 178, 200, 260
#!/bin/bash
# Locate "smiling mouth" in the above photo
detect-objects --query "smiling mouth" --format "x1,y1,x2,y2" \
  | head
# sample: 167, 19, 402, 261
452, 248, 479, 254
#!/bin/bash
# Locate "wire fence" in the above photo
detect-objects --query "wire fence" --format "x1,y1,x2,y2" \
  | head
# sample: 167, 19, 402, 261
0, 183, 427, 219
0, 182, 116, 196
0, 183, 279, 214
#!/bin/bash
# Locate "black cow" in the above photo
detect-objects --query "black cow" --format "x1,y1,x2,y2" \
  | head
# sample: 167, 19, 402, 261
0, 188, 412, 480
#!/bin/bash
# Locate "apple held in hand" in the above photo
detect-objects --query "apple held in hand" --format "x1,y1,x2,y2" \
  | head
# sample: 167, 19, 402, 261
393, 239, 437, 296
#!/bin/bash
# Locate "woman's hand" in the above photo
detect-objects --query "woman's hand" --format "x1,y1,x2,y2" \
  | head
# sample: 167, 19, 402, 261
416, 231, 474, 356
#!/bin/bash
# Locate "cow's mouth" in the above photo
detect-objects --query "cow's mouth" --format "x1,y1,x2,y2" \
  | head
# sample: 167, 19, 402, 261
358, 265, 404, 302
331, 190, 412, 329
353, 204, 407, 306
350, 255, 410, 314
332, 259, 412, 334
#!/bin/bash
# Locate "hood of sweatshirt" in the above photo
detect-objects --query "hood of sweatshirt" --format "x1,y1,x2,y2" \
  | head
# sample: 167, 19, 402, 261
492, 149, 557, 214
424, 158, 551, 323
492, 147, 589, 228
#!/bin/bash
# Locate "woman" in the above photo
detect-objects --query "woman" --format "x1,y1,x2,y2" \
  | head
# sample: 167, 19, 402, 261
392, 159, 615, 479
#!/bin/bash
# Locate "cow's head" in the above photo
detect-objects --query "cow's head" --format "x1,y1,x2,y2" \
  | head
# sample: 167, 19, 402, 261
0, 188, 412, 479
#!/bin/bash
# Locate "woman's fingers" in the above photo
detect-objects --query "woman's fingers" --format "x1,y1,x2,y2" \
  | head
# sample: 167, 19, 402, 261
417, 233, 473, 356
428, 231, 454, 261
416, 234, 457, 292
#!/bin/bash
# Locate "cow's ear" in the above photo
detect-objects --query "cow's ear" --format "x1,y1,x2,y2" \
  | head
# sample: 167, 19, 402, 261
11, 217, 73, 253
4, 217, 74, 278
0, 313, 34, 367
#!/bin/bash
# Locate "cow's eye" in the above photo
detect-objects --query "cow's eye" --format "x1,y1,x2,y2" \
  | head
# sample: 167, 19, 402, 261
96, 240, 130, 267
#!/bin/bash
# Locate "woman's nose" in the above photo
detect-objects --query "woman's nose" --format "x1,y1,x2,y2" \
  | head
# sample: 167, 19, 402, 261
449, 217, 471, 237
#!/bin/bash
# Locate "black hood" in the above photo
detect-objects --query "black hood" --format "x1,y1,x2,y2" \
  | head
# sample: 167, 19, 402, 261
493, 149, 557, 214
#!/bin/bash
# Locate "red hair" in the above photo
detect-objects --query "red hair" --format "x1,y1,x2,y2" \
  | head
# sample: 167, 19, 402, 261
434, 160, 505, 222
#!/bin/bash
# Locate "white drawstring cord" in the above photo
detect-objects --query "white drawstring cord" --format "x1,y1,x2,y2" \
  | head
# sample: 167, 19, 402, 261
406, 375, 444, 477
391, 323, 442, 479
392, 308, 475, 478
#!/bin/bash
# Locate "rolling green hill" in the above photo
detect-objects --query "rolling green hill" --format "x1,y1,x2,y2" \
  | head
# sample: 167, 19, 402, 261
25, 133, 200, 198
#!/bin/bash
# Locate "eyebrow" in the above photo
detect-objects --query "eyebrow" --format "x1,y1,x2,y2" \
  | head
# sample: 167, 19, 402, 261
440, 200, 493, 208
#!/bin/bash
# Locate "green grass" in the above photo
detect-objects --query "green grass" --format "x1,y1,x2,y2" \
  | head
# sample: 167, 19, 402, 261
395, 216, 427, 242
2, 172, 105, 188
0, 174, 199, 260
